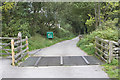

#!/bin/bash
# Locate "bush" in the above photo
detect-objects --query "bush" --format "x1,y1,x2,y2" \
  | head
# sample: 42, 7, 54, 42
2, 18, 31, 38
77, 28, 118, 55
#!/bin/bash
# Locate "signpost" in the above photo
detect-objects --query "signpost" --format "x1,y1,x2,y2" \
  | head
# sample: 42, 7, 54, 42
47, 32, 53, 39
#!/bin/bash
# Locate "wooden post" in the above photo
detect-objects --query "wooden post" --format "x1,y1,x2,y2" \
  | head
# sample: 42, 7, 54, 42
108, 41, 113, 63
101, 39, 103, 56
95, 2, 98, 28
118, 40, 120, 57
18, 32, 22, 52
11, 39, 15, 66
26, 36, 29, 53
118, 39, 120, 75
95, 36, 98, 55
79, 35, 82, 40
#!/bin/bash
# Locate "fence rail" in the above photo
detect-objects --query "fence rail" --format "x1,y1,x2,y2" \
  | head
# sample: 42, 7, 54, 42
0, 32, 29, 66
95, 36, 119, 63
0, 37, 18, 40
0, 42, 12, 55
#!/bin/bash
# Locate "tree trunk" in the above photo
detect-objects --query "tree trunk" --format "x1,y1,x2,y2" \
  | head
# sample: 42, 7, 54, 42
95, 2, 98, 28
98, 2, 101, 26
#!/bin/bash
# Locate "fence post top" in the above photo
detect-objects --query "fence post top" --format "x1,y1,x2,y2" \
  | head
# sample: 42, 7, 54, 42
118, 39, 120, 43
11, 39, 14, 42
95, 36, 98, 38
26, 36, 28, 38
18, 32, 22, 38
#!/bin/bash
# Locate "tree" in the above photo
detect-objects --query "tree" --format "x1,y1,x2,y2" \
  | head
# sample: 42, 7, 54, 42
2, 2, 119, 38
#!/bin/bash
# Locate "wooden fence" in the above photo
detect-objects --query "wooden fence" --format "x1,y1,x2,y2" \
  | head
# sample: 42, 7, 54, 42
95, 36, 119, 63
0, 32, 29, 66
0, 37, 19, 56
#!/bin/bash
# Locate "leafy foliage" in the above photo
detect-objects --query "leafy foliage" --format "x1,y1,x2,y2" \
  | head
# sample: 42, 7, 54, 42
2, 2, 119, 38
2, 2, 14, 12
2, 18, 30, 37
77, 18, 118, 55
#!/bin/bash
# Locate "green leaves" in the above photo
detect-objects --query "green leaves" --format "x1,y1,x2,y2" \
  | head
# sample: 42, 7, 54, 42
2, 2, 120, 39
85, 14, 95, 26
2, 2, 14, 12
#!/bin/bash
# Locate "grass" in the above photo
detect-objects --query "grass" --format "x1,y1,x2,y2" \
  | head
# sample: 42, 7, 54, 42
29, 33, 75, 51
77, 39, 95, 55
102, 59, 118, 78
0, 46, 11, 57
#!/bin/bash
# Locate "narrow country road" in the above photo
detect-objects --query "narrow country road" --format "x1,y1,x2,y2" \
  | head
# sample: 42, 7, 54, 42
35, 37, 87, 56
0, 37, 109, 78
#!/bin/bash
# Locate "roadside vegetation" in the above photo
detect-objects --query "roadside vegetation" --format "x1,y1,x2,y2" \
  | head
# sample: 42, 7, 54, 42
77, 19, 119, 78
102, 59, 118, 78
29, 33, 75, 51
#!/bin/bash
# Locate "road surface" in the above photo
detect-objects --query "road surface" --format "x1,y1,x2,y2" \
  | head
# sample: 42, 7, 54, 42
35, 37, 87, 56
0, 37, 109, 78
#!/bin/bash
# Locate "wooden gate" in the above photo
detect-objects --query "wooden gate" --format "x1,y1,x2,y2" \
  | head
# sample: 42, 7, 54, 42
0, 32, 29, 66
95, 36, 119, 63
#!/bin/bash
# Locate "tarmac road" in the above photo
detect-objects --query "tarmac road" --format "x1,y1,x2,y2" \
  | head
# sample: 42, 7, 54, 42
35, 37, 87, 56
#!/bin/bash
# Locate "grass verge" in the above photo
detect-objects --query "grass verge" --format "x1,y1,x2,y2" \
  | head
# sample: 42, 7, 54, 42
102, 59, 118, 78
